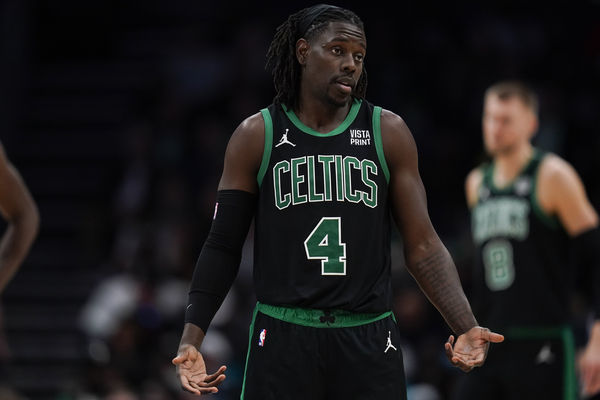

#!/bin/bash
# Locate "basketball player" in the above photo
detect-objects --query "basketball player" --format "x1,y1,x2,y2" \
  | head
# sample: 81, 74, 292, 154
0, 141, 39, 293
173, 5, 503, 398
452, 81, 600, 399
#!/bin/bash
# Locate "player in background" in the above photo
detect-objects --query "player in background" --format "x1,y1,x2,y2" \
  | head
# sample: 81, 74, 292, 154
453, 80, 600, 399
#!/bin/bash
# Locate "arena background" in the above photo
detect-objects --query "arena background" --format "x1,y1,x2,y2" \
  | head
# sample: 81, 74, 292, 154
0, 1, 599, 399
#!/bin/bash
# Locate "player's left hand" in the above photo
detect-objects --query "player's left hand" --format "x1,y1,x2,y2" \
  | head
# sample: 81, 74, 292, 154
578, 339, 600, 397
172, 344, 227, 395
445, 326, 504, 372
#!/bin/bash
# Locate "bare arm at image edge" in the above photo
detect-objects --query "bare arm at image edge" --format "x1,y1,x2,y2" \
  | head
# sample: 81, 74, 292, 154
0, 142, 39, 294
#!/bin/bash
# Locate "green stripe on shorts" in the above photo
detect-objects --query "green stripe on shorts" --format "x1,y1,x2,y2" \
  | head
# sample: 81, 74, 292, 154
240, 304, 259, 399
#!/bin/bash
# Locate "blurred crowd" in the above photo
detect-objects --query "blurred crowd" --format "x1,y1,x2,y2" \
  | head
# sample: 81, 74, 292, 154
0, 1, 599, 399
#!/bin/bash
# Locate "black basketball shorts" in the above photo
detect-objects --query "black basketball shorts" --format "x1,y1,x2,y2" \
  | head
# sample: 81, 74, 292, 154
240, 302, 407, 400
451, 326, 577, 400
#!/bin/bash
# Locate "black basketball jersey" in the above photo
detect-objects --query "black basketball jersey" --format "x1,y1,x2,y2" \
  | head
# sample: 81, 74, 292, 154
253, 98, 392, 313
470, 149, 571, 330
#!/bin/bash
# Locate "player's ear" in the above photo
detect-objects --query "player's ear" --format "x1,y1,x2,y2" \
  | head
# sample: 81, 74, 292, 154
296, 38, 310, 66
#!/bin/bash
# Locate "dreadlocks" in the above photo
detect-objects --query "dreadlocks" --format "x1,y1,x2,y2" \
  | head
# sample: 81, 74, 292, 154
265, 4, 368, 110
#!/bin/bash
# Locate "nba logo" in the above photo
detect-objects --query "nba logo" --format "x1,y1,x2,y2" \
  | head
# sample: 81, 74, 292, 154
213, 202, 219, 220
258, 329, 267, 347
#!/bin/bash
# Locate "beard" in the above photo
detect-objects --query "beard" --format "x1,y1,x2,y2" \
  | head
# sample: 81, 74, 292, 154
486, 141, 519, 157
326, 95, 351, 108
324, 88, 353, 108
317, 80, 353, 108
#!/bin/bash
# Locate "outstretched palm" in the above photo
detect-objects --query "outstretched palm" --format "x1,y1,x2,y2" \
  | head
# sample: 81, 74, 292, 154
445, 326, 504, 372
172, 344, 227, 395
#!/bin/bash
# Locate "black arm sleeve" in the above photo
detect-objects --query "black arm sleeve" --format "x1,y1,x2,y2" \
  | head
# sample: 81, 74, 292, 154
572, 226, 600, 319
184, 189, 257, 332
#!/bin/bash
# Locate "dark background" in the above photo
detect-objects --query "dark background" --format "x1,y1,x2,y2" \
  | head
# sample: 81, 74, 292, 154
0, 1, 599, 399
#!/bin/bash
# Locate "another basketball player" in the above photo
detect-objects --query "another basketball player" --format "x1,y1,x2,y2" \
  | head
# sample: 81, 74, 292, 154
173, 5, 503, 398
452, 81, 600, 399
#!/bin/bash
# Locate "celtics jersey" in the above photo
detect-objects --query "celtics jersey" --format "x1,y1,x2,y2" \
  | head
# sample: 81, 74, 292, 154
471, 149, 570, 330
253, 98, 392, 313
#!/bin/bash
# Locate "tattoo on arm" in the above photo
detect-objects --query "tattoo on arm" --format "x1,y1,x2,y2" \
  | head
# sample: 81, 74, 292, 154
408, 245, 477, 335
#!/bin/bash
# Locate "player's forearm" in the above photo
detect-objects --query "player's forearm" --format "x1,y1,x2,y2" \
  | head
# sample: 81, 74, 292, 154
179, 322, 206, 350
183, 190, 255, 332
405, 237, 477, 335
0, 206, 40, 292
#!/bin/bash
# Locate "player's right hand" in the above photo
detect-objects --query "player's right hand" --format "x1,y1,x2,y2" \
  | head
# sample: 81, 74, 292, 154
172, 343, 227, 395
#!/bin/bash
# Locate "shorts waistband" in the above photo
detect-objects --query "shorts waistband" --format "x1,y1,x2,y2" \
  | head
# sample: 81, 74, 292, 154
255, 302, 393, 328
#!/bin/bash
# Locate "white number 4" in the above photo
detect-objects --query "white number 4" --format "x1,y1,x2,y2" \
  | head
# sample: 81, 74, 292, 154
304, 217, 347, 275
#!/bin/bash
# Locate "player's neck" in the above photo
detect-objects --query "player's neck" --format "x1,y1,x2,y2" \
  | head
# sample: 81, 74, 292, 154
493, 143, 533, 188
294, 95, 352, 133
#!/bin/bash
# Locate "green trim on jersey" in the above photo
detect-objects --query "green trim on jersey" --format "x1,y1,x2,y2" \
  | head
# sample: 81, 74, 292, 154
256, 302, 393, 328
372, 106, 390, 183
282, 98, 362, 137
485, 149, 541, 195
240, 304, 260, 399
257, 108, 273, 187
505, 325, 576, 400
486, 153, 535, 194
472, 163, 490, 206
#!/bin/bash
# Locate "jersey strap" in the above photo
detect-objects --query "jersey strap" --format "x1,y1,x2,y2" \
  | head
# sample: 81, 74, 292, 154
257, 108, 273, 186
372, 106, 390, 183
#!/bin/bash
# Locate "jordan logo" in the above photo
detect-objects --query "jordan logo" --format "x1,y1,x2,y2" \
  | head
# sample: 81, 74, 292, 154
384, 331, 397, 353
276, 129, 296, 147
535, 342, 555, 364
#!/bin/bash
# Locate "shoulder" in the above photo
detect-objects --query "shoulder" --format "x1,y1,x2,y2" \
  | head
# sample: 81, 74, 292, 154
465, 167, 484, 208
378, 108, 417, 167
539, 152, 575, 176
537, 151, 598, 234
232, 111, 266, 140
379, 108, 411, 137
537, 151, 586, 207
218, 111, 267, 192
225, 112, 266, 155
223, 111, 268, 165
538, 152, 582, 188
